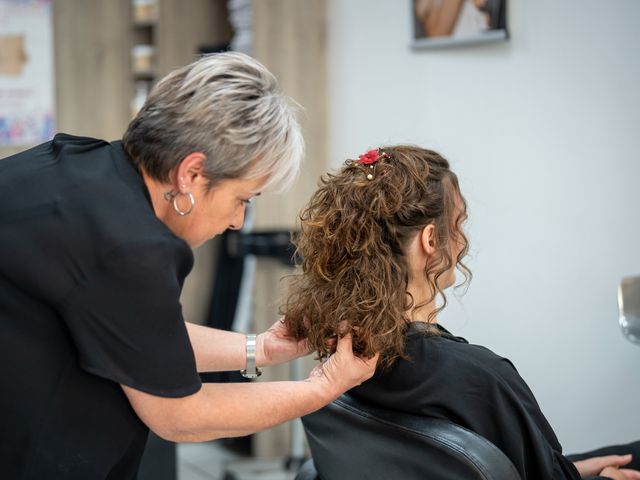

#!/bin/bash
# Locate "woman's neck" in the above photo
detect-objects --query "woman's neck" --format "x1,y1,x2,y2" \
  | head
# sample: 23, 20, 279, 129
140, 168, 172, 223
407, 280, 438, 324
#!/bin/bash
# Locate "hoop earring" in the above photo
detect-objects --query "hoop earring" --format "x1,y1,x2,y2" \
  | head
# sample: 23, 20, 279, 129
172, 192, 195, 216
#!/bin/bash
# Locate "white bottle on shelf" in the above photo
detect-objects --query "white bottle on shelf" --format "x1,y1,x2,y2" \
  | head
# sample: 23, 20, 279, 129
131, 81, 149, 119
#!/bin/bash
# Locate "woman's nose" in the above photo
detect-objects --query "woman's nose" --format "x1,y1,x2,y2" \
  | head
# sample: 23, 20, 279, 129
229, 206, 246, 231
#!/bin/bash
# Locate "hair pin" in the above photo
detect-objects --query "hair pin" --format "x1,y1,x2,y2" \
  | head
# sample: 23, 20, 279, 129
358, 149, 389, 180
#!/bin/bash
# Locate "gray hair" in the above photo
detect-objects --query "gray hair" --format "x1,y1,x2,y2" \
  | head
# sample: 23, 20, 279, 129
123, 52, 303, 193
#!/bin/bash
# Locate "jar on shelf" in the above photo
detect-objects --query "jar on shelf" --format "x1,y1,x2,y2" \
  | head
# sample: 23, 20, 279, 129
132, 0, 158, 24
132, 44, 155, 75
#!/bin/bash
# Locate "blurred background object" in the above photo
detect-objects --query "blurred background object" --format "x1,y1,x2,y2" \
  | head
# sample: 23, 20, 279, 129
619, 276, 640, 345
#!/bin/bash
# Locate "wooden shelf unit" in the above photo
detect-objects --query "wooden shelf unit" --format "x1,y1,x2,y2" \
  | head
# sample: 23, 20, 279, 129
52, 0, 232, 141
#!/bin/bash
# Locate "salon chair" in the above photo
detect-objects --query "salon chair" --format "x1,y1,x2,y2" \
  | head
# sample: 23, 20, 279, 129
298, 393, 521, 480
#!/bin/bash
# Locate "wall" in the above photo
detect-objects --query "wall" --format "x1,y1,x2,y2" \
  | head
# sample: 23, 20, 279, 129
328, 0, 640, 452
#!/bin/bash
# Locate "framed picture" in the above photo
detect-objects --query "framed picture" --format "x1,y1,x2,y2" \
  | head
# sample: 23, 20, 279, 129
412, 0, 508, 49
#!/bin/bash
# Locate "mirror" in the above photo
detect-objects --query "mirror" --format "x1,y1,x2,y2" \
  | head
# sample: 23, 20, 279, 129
618, 276, 640, 345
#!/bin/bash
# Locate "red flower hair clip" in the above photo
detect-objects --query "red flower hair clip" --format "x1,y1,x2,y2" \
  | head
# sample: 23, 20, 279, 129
358, 149, 389, 180
358, 149, 379, 165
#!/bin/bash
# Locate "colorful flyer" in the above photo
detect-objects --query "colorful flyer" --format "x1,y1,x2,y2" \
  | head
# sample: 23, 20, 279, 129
0, 0, 54, 146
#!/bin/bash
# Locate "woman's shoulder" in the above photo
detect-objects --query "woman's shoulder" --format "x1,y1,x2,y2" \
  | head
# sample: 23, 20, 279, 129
354, 322, 528, 416
1, 134, 192, 294
51, 135, 187, 256
403, 322, 520, 382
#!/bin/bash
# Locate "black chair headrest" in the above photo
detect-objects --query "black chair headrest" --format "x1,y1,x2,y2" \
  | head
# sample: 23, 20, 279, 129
302, 393, 521, 480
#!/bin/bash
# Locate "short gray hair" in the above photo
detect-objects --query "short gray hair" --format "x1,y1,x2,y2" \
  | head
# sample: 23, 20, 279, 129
123, 52, 303, 193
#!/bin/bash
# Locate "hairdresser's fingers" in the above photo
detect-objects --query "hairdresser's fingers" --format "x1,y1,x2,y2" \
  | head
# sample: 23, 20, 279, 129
257, 317, 313, 366
308, 334, 378, 397
334, 333, 379, 381
335, 330, 353, 355
296, 316, 314, 355
336, 320, 350, 336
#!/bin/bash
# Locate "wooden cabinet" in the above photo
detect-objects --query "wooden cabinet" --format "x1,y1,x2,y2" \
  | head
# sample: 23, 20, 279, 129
52, 0, 231, 141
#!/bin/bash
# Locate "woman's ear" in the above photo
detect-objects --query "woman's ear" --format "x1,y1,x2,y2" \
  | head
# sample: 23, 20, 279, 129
174, 152, 206, 193
420, 224, 437, 255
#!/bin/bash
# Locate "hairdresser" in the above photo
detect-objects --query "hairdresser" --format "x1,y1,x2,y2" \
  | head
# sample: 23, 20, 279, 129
0, 52, 377, 480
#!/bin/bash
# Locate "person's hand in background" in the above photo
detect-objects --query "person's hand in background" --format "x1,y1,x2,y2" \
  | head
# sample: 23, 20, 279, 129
574, 454, 640, 479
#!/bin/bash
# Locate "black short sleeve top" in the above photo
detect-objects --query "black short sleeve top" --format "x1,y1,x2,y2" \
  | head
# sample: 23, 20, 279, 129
0, 134, 202, 479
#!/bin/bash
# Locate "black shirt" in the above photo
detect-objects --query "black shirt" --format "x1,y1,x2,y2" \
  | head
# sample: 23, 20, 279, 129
352, 323, 582, 480
0, 134, 202, 479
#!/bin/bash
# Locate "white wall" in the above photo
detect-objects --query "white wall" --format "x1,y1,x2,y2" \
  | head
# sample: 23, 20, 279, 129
328, 0, 640, 452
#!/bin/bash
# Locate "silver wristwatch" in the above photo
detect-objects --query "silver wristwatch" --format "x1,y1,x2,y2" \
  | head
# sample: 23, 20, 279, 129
241, 333, 263, 379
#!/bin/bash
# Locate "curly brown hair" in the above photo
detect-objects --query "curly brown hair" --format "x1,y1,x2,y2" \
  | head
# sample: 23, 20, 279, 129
281, 145, 471, 369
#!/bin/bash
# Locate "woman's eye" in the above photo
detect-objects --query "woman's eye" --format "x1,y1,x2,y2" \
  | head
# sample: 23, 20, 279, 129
242, 198, 253, 205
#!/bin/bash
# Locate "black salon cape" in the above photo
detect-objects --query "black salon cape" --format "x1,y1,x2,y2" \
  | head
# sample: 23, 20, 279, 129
0, 134, 202, 479
352, 323, 584, 480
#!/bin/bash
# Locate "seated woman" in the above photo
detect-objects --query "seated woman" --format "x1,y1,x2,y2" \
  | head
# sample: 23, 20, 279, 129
282, 145, 639, 480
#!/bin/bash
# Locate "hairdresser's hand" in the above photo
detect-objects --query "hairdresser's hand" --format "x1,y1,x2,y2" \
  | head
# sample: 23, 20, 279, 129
574, 454, 640, 479
307, 333, 379, 399
256, 317, 311, 367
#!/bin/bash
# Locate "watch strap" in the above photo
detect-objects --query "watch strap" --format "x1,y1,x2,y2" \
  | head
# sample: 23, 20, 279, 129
241, 333, 262, 379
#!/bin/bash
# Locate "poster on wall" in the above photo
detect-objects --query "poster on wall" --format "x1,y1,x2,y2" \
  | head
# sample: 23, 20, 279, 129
412, 0, 507, 49
0, 0, 54, 146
